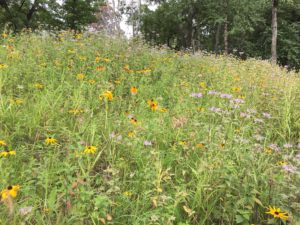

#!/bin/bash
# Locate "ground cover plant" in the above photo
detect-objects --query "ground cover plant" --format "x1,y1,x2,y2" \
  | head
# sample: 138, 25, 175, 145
0, 31, 300, 225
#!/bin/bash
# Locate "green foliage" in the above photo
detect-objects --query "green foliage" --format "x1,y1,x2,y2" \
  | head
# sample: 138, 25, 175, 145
0, 32, 299, 224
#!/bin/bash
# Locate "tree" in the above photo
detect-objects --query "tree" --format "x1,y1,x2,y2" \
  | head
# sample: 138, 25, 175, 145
271, 0, 278, 64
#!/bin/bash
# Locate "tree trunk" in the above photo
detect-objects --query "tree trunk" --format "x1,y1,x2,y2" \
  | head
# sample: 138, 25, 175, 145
224, 0, 229, 55
215, 22, 221, 54
271, 0, 278, 64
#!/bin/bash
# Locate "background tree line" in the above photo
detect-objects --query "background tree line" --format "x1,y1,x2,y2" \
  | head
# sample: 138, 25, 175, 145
138, 0, 300, 70
0, 0, 299, 70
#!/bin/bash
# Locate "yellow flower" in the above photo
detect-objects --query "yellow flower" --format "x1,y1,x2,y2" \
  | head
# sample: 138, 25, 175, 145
15, 99, 24, 105
266, 206, 288, 220
100, 91, 113, 101
196, 143, 205, 149
0, 140, 7, 146
96, 66, 105, 71
123, 191, 132, 197
0, 150, 16, 157
45, 137, 57, 145
179, 141, 187, 146
264, 148, 272, 154
123, 64, 134, 73
128, 131, 136, 138
130, 117, 138, 125
2, 33, 8, 38
0, 64, 8, 69
160, 108, 168, 113
136, 68, 151, 73
197, 107, 205, 112
76, 73, 85, 80
147, 99, 158, 111
199, 82, 207, 89
34, 83, 44, 90
232, 87, 241, 93
88, 79, 96, 85
277, 160, 287, 166
68, 109, 85, 115
83, 146, 97, 154
130, 87, 138, 95
1, 185, 20, 200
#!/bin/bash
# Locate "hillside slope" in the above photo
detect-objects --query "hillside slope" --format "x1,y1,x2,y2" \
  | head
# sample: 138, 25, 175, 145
0, 32, 300, 225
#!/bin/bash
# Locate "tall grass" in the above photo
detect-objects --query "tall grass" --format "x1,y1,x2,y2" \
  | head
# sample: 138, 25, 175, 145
0, 31, 299, 225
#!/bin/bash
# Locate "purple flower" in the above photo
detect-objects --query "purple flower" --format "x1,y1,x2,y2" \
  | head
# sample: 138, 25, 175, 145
246, 108, 257, 114
253, 134, 264, 141
262, 112, 271, 119
220, 93, 233, 99
283, 143, 293, 148
295, 153, 300, 158
240, 112, 251, 119
144, 140, 152, 146
269, 143, 281, 152
282, 164, 297, 173
209, 107, 222, 113
208, 90, 220, 95
190, 92, 203, 98
231, 98, 245, 104
254, 118, 264, 124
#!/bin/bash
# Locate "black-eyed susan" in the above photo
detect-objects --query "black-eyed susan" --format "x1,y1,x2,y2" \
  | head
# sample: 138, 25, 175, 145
128, 131, 136, 138
88, 79, 96, 85
196, 143, 205, 149
76, 73, 85, 80
160, 108, 168, 113
130, 117, 138, 125
147, 99, 158, 111
0, 63, 8, 69
45, 137, 57, 145
83, 146, 97, 154
0, 185, 20, 200
199, 82, 207, 89
0, 140, 7, 146
100, 91, 113, 101
130, 87, 138, 95
0, 150, 16, 157
266, 206, 288, 220
231, 87, 241, 93
96, 66, 105, 71
34, 83, 44, 90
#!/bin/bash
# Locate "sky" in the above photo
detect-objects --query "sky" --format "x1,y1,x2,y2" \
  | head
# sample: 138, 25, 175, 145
57, 0, 157, 38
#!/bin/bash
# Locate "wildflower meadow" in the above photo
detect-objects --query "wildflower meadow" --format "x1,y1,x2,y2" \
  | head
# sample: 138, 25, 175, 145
0, 31, 300, 225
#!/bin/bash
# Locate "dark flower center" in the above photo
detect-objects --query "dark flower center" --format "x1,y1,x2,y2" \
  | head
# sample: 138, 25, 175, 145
275, 211, 279, 215
7, 185, 13, 190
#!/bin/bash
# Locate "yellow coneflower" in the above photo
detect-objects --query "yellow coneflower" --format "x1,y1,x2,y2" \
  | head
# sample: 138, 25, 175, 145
0, 150, 16, 157
76, 73, 85, 80
0, 140, 7, 146
232, 87, 241, 93
123, 64, 134, 73
0, 64, 8, 69
96, 66, 105, 71
68, 109, 85, 115
128, 131, 136, 138
199, 82, 207, 89
130, 117, 138, 125
147, 99, 158, 111
45, 137, 57, 145
130, 87, 138, 95
0, 185, 20, 200
160, 108, 168, 113
196, 143, 205, 149
197, 107, 205, 112
88, 79, 96, 85
100, 91, 113, 101
83, 146, 97, 154
34, 83, 44, 90
266, 206, 288, 220
264, 148, 272, 154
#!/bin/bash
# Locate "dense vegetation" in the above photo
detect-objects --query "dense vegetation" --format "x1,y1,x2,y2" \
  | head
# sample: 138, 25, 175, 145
139, 0, 300, 70
0, 32, 299, 225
